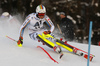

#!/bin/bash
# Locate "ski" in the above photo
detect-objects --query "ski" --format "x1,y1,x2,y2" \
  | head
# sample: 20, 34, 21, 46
56, 39, 95, 61
37, 33, 95, 61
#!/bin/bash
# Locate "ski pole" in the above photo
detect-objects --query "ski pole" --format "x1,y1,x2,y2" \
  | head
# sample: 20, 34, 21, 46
5, 35, 17, 42
57, 24, 65, 40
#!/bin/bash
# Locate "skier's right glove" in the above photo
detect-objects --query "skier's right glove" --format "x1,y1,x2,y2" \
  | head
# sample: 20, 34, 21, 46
43, 31, 51, 35
17, 36, 23, 47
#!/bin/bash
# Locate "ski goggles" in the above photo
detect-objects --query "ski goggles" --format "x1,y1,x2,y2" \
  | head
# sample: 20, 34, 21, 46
38, 13, 45, 16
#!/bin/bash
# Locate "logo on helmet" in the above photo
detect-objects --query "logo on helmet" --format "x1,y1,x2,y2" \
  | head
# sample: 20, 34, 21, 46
36, 5, 46, 14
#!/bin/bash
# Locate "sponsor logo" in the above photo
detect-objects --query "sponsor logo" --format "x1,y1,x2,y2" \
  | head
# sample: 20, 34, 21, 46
48, 18, 50, 21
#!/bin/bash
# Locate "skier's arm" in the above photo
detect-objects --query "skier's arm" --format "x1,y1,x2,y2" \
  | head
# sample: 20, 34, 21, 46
45, 17, 55, 33
17, 16, 30, 46
19, 16, 31, 37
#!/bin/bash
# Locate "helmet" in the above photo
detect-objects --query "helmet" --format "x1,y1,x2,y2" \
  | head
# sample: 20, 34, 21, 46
2, 12, 10, 17
36, 5, 46, 14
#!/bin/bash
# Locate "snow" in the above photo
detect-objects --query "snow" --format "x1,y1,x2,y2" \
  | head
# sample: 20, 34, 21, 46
0, 21, 100, 66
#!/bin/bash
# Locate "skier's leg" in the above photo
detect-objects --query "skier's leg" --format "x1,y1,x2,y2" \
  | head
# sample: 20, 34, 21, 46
37, 33, 62, 53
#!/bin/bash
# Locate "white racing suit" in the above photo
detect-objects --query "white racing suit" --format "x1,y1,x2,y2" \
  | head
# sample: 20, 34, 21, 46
19, 13, 54, 40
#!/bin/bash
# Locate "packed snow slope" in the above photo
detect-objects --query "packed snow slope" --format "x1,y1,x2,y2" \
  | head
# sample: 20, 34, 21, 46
0, 21, 100, 66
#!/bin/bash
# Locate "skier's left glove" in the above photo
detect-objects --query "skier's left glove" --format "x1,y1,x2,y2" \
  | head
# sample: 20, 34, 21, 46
43, 31, 51, 35
17, 36, 23, 47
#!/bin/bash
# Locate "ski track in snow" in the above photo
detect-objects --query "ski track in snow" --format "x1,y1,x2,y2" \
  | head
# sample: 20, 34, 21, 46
0, 22, 100, 66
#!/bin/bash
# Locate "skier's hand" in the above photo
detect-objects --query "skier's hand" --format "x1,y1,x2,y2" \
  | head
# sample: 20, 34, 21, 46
43, 31, 51, 35
17, 36, 23, 45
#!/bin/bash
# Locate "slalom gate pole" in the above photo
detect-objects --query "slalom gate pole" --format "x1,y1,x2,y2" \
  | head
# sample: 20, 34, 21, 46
87, 21, 93, 66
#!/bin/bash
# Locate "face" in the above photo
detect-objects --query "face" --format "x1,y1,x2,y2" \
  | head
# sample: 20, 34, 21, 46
38, 13, 45, 19
60, 14, 65, 19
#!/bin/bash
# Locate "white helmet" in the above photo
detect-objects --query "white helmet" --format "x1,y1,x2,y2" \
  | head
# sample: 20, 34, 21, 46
2, 12, 10, 17
36, 5, 46, 14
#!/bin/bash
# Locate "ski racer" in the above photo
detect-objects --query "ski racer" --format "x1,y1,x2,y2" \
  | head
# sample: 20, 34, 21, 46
17, 5, 62, 53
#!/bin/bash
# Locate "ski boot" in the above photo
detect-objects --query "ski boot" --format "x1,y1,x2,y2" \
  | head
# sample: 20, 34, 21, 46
84, 54, 93, 61
53, 45, 62, 54
73, 48, 83, 56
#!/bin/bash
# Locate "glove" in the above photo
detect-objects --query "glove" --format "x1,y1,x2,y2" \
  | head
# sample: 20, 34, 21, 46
43, 31, 51, 35
17, 36, 23, 47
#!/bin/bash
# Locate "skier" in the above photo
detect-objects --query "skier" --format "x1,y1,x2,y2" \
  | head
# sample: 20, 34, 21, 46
17, 5, 62, 53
